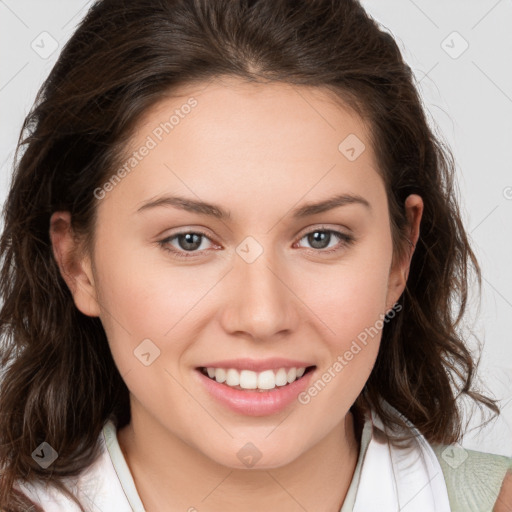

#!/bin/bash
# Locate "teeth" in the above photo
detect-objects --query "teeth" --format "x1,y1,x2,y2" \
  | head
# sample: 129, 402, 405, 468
214, 368, 226, 383
240, 370, 258, 389
226, 369, 240, 387
257, 370, 275, 390
204, 366, 309, 390
275, 368, 288, 386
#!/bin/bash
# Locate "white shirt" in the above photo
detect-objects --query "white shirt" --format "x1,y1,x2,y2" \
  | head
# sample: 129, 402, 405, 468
16, 420, 144, 511
16, 403, 452, 511
16, 419, 367, 511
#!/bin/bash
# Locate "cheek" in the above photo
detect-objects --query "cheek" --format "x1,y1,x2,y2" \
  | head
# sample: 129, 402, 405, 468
307, 239, 392, 344
91, 233, 239, 389
301, 231, 393, 401
91, 233, 205, 370
296, 266, 391, 419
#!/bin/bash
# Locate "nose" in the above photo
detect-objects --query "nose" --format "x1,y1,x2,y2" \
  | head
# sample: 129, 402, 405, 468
219, 245, 301, 342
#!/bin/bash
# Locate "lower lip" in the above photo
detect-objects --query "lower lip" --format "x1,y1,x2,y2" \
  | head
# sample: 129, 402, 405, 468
195, 368, 316, 416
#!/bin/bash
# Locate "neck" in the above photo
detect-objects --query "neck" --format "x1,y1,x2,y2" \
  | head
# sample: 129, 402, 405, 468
117, 406, 362, 512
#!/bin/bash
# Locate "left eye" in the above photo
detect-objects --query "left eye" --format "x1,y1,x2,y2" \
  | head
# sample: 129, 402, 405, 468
295, 229, 353, 252
159, 227, 354, 259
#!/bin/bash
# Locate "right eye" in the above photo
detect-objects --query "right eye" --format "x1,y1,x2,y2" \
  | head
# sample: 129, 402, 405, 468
158, 230, 219, 259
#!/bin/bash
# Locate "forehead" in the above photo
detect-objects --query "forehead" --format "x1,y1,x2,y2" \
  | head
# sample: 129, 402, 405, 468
98, 77, 385, 220
136, 77, 370, 150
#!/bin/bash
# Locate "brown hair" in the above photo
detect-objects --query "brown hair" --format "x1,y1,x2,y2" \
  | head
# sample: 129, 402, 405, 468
0, 0, 498, 509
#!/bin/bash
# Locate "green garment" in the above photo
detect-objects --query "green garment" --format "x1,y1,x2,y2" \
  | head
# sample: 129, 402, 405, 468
432, 443, 512, 512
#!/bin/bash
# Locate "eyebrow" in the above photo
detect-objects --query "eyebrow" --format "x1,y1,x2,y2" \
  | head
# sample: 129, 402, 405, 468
136, 193, 371, 219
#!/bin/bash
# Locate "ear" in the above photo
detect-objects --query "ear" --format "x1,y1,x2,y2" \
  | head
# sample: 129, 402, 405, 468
49, 211, 101, 317
385, 194, 423, 311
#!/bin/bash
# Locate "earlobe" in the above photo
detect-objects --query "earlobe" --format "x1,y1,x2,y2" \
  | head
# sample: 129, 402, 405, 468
49, 211, 101, 317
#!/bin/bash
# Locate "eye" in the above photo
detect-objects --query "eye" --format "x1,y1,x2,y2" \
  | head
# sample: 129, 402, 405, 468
294, 227, 355, 255
158, 230, 218, 259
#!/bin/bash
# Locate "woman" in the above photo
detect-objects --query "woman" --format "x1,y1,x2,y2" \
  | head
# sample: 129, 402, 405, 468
0, 0, 510, 510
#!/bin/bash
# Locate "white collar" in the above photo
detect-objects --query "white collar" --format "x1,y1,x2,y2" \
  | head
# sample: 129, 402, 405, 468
103, 404, 451, 512
352, 402, 451, 511
16, 405, 451, 511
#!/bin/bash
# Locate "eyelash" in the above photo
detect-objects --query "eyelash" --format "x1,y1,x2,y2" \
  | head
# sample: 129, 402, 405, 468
158, 226, 355, 259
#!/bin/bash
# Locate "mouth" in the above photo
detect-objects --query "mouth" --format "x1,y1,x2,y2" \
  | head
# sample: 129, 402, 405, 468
197, 365, 316, 392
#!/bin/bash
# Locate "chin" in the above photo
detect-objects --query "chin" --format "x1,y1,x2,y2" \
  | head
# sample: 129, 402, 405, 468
204, 441, 303, 471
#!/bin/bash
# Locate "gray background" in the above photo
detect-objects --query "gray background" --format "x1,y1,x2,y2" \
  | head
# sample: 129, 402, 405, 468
0, 0, 511, 456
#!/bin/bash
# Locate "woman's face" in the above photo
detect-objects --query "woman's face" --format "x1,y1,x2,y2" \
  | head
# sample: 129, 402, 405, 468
57, 77, 420, 468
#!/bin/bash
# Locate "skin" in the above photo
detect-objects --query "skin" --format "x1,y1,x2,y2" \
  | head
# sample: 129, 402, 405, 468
495, 470, 512, 511
50, 77, 423, 511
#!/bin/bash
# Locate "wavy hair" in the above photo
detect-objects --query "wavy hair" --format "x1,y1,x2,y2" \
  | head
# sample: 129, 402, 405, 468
0, 0, 498, 509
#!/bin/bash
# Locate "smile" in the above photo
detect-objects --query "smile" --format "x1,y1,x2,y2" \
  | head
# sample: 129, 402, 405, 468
195, 364, 317, 416
199, 366, 315, 391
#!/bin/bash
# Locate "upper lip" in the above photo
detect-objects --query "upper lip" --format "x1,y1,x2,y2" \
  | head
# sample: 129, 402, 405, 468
197, 358, 316, 372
